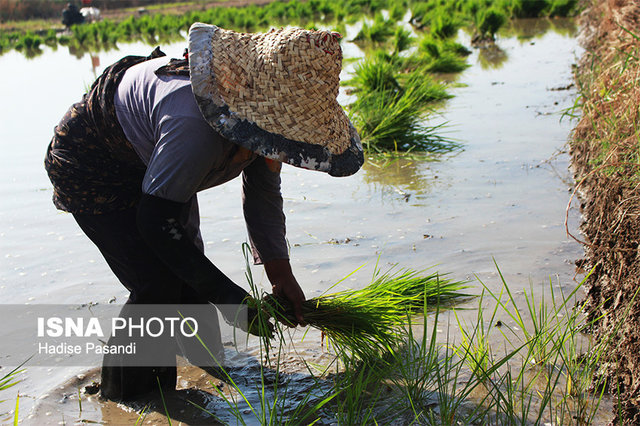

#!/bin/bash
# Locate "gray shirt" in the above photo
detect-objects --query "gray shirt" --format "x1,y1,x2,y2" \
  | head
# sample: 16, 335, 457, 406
113, 56, 287, 263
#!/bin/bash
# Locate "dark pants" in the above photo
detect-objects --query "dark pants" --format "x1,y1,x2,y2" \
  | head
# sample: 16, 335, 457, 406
74, 207, 223, 401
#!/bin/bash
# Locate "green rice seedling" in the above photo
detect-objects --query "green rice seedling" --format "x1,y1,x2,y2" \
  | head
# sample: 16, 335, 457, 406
185, 252, 615, 424
409, 1, 441, 30
548, 0, 579, 17
43, 29, 58, 48
389, 0, 408, 22
260, 266, 469, 361
400, 70, 451, 103
307, 0, 335, 18
418, 34, 471, 70
327, 354, 394, 424
263, 1, 289, 23
14, 32, 41, 51
430, 11, 460, 39
512, 0, 550, 18
156, 377, 173, 425
349, 87, 454, 153
478, 7, 507, 40
482, 264, 567, 368
453, 292, 494, 378
392, 27, 414, 55
133, 405, 150, 425
426, 51, 470, 73
0, 368, 24, 402
470, 268, 617, 425
384, 293, 452, 420
290, 0, 315, 24
432, 34, 470, 53
182, 247, 341, 425
352, 13, 397, 44
344, 56, 400, 94
12, 393, 19, 426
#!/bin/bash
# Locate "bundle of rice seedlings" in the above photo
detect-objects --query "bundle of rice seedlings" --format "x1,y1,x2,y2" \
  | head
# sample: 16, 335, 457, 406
352, 14, 397, 44
348, 73, 456, 153
257, 268, 470, 361
343, 57, 400, 94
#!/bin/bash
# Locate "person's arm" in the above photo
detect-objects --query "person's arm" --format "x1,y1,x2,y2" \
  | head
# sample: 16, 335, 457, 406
242, 157, 306, 325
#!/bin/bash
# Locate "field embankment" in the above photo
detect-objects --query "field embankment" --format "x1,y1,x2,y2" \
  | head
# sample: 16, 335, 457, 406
571, 0, 640, 423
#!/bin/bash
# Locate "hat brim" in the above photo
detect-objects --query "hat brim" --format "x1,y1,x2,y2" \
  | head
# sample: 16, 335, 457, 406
188, 23, 364, 177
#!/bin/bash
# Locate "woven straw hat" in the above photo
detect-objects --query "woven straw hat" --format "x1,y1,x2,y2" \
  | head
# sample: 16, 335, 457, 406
188, 23, 363, 177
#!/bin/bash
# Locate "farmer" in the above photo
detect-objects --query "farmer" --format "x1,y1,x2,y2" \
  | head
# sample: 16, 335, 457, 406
44, 23, 363, 401
61, 3, 84, 28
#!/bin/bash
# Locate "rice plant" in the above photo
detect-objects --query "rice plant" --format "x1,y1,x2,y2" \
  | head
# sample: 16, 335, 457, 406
352, 13, 397, 44
418, 34, 471, 73
348, 73, 457, 153
259, 265, 470, 361
478, 7, 507, 40
344, 56, 400, 94
392, 26, 414, 55
179, 249, 617, 425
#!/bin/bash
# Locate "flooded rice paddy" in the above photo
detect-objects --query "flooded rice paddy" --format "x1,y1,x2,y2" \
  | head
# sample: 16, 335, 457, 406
0, 18, 595, 423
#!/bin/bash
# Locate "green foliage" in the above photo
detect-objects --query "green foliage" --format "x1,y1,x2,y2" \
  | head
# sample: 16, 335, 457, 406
345, 57, 400, 93
262, 267, 469, 360
479, 7, 507, 38
392, 27, 414, 55
1, 0, 582, 56
430, 11, 460, 39
189, 252, 612, 424
14, 31, 41, 50
352, 13, 397, 43
418, 34, 471, 73
349, 79, 455, 153
548, 0, 579, 17
513, 0, 550, 18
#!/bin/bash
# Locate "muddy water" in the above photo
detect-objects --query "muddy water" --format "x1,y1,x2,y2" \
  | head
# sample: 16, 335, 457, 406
0, 19, 595, 423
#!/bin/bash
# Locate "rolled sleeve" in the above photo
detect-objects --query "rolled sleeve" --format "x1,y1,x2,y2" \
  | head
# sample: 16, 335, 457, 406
242, 158, 288, 264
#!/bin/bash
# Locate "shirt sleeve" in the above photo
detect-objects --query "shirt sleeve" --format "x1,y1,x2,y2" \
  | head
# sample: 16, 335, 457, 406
242, 157, 288, 264
142, 114, 221, 203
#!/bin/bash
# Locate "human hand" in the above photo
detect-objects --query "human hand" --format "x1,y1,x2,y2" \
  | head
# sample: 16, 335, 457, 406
264, 259, 306, 326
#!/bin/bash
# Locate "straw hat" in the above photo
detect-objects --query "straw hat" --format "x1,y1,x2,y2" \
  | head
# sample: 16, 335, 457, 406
188, 23, 364, 177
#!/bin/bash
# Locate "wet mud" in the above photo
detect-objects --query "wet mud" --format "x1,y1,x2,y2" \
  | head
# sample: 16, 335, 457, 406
29, 335, 339, 425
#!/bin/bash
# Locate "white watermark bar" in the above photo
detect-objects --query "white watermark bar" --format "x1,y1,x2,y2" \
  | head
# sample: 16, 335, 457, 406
0, 304, 249, 367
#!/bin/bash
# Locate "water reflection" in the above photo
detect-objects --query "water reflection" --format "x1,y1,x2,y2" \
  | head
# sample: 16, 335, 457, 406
477, 44, 509, 69
471, 18, 577, 70
361, 154, 440, 201
501, 17, 577, 41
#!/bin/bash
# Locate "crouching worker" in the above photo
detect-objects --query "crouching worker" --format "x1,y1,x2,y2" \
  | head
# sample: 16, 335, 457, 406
44, 23, 364, 402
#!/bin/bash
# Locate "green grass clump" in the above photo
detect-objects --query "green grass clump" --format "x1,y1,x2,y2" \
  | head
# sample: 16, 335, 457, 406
478, 7, 507, 40
352, 13, 397, 44
343, 35, 461, 154
344, 57, 400, 93
348, 77, 455, 153
418, 34, 471, 73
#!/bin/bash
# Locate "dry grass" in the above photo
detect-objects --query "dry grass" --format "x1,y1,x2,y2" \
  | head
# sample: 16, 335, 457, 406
570, 0, 640, 422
